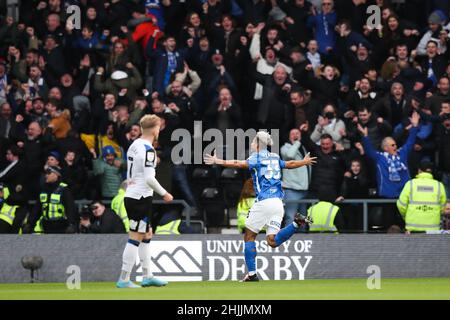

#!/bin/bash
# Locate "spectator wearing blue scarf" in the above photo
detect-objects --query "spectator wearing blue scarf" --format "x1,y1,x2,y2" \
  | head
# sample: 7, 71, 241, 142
359, 112, 420, 230
359, 112, 421, 199
307, 0, 338, 55
152, 36, 186, 96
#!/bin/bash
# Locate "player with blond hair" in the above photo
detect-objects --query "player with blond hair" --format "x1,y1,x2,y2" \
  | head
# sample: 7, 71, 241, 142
116, 115, 173, 288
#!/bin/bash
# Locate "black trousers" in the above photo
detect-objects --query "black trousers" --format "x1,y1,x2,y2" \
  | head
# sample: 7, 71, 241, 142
381, 203, 405, 231
0, 220, 12, 234
42, 219, 69, 234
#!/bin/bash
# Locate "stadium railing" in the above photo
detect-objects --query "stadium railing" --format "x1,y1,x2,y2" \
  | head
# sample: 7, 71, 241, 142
29, 199, 449, 233
285, 199, 450, 233
76, 199, 193, 225
29, 199, 193, 226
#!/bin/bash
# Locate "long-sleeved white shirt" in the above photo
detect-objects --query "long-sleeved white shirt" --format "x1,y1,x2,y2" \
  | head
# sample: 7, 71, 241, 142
125, 138, 167, 199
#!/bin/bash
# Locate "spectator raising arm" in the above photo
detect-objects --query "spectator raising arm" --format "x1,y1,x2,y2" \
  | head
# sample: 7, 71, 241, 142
358, 124, 381, 161
399, 112, 420, 158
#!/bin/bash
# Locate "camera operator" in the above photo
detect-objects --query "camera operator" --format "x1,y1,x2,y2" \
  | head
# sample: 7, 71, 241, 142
79, 201, 125, 234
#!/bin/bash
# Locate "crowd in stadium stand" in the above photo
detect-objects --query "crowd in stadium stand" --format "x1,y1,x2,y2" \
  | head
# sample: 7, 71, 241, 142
0, 0, 449, 233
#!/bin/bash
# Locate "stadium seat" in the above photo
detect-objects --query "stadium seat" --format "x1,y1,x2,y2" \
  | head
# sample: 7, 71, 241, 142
192, 166, 214, 179
191, 166, 217, 204
368, 206, 385, 232
200, 187, 226, 228
220, 168, 244, 209
184, 220, 206, 234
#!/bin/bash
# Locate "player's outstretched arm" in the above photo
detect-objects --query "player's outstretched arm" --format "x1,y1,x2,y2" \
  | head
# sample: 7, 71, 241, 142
285, 152, 317, 169
204, 152, 249, 169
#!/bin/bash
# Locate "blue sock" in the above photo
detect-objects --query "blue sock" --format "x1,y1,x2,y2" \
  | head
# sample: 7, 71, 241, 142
274, 223, 297, 247
244, 242, 257, 275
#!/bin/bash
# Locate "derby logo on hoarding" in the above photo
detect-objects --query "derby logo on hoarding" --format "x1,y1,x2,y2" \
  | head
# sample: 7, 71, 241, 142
207, 240, 313, 281
135, 239, 313, 282
135, 241, 203, 282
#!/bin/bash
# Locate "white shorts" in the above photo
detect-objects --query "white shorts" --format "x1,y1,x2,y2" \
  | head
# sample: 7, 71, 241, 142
245, 198, 284, 235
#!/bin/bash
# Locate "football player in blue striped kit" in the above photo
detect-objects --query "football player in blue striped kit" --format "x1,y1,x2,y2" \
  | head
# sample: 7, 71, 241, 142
204, 131, 317, 281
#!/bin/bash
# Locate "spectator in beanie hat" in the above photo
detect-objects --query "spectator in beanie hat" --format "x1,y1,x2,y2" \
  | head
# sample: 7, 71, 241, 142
416, 10, 449, 56
94, 63, 143, 102
91, 145, 125, 200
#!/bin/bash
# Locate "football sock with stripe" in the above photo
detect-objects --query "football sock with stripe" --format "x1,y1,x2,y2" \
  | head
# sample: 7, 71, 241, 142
119, 239, 140, 282
139, 238, 154, 279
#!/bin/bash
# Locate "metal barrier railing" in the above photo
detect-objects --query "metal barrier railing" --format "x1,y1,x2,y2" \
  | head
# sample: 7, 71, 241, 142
28, 198, 449, 233
76, 199, 192, 225
29, 199, 193, 226
285, 199, 450, 233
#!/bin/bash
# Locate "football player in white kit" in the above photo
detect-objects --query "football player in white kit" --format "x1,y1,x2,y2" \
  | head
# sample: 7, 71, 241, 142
116, 115, 174, 288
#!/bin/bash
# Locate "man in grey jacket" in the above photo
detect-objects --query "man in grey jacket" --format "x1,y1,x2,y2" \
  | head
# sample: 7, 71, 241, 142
281, 128, 312, 227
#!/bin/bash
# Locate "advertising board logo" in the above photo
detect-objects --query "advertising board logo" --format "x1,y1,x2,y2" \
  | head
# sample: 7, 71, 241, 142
206, 240, 313, 281
134, 239, 312, 282
135, 241, 203, 282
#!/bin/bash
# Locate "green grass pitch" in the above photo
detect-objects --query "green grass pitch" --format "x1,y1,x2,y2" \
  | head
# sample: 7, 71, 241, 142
0, 278, 450, 300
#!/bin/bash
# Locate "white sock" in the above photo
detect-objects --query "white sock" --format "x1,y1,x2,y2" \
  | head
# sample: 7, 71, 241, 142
119, 240, 139, 282
139, 241, 154, 279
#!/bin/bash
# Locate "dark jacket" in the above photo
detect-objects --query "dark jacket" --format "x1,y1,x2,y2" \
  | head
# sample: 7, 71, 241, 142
199, 0, 231, 27
344, 51, 375, 88
334, 0, 368, 34
42, 46, 68, 88
418, 54, 448, 86
347, 116, 392, 150
164, 93, 199, 132
306, 72, 341, 106
204, 100, 243, 133
346, 90, 379, 113
94, 66, 143, 102
18, 136, 47, 175
276, 0, 312, 44
61, 159, 88, 200
0, 160, 28, 205
60, 84, 82, 113
81, 208, 125, 234
436, 122, 450, 173
293, 100, 321, 129
253, 70, 293, 131
394, 67, 427, 94
340, 173, 369, 199
425, 90, 450, 115
206, 67, 238, 103
151, 49, 186, 96
302, 134, 346, 198
9, 127, 53, 187
372, 95, 410, 128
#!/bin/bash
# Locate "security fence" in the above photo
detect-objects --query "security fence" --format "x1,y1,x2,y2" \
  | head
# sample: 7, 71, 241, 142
286, 199, 450, 233
74, 199, 193, 224
28, 198, 449, 234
